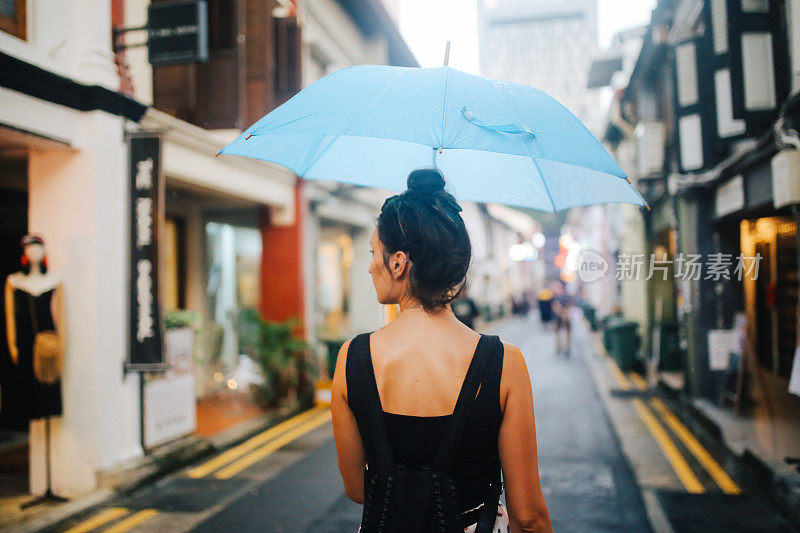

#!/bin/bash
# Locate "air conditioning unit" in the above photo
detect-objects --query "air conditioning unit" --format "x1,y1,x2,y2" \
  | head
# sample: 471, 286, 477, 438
635, 121, 665, 177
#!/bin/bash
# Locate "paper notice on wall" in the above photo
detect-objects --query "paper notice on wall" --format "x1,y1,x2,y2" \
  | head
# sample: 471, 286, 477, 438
708, 329, 736, 370
789, 346, 800, 397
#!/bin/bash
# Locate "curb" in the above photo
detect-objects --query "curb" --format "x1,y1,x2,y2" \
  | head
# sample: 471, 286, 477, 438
576, 320, 661, 533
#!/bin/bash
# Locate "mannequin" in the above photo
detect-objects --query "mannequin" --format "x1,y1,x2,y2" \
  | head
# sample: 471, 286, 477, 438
4, 234, 66, 505
4, 234, 64, 416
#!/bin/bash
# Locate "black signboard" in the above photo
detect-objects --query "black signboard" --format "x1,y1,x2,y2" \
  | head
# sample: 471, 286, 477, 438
126, 132, 166, 371
147, 0, 208, 66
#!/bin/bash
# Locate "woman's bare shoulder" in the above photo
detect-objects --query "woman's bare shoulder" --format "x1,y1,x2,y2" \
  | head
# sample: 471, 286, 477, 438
332, 337, 358, 401
499, 341, 532, 408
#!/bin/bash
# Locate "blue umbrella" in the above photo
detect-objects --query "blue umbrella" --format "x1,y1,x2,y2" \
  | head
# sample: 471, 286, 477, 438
219, 65, 646, 212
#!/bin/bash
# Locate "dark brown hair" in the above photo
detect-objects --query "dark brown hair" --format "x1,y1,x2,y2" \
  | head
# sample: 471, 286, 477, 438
377, 169, 471, 310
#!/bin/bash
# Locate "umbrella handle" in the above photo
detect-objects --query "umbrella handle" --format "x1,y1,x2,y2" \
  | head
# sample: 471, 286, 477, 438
461, 107, 537, 138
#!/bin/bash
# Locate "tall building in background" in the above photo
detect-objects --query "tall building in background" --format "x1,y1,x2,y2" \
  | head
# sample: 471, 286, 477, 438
477, 0, 600, 132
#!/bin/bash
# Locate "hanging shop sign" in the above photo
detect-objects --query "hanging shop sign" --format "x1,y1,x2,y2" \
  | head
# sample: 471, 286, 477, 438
113, 0, 208, 66
126, 131, 166, 371
147, 0, 208, 66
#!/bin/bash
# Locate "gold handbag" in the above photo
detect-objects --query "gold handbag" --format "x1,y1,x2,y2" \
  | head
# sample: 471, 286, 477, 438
26, 291, 63, 385
33, 330, 62, 385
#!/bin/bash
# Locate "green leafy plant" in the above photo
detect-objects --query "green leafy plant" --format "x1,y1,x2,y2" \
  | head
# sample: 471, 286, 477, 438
164, 309, 200, 330
238, 309, 315, 408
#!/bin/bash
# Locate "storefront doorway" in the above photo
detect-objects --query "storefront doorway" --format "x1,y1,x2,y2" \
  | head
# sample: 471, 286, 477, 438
163, 184, 267, 440
742, 216, 798, 379
0, 156, 30, 502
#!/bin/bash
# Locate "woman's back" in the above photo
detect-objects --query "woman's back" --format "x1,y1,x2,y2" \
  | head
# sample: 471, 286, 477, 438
368, 316, 483, 417
346, 316, 504, 525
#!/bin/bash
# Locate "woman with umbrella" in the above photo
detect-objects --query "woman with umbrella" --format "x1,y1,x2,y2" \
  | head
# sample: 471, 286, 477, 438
219, 60, 645, 532
330, 168, 551, 532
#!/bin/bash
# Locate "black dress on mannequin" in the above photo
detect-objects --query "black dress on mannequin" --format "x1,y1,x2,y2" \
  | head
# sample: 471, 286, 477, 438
11, 287, 62, 419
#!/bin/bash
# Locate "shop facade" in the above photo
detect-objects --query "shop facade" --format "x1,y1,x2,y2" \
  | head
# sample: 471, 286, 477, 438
0, 1, 301, 507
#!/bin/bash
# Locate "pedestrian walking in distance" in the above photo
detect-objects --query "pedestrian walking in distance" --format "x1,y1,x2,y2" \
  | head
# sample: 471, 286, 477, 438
332, 169, 552, 533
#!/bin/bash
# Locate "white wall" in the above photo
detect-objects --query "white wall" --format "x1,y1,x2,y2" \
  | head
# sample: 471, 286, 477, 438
0, 0, 119, 90
27, 110, 139, 496
302, 0, 389, 87
0, 0, 143, 497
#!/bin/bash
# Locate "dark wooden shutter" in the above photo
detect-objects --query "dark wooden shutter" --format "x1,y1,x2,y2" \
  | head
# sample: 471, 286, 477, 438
244, 0, 275, 127
152, 0, 244, 129
195, 0, 244, 129
273, 16, 302, 109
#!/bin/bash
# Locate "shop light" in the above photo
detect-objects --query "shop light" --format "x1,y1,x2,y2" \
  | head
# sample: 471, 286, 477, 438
509, 243, 536, 261
214, 372, 224, 383
532, 232, 546, 249
227, 378, 238, 390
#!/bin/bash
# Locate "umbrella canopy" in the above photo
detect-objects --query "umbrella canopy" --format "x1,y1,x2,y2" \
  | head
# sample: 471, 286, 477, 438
220, 65, 646, 212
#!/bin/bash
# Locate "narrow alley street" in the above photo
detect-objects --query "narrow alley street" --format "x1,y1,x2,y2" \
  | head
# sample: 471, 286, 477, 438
43, 313, 795, 533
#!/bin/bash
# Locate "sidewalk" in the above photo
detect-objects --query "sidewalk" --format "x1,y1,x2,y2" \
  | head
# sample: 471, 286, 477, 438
0, 403, 310, 533
657, 372, 800, 527
574, 311, 799, 532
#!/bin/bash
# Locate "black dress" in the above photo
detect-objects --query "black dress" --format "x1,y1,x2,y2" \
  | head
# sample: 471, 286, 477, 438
347, 335, 504, 528
10, 287, 63, 419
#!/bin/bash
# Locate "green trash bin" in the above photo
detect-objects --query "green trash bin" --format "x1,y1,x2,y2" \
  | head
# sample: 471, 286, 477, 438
581, 304, 597, 331
609, 321, 639, 371
602, 315, 623, 353
323, 339, 346, 380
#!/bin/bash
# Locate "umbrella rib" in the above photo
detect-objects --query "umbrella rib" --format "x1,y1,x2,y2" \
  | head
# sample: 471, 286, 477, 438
439, 67, 451, 150
300, 135, 340, 177
530, 156, 558, 213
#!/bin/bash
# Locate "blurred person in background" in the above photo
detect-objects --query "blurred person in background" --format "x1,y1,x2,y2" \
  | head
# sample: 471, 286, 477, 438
551, 282, 573, 357
537, 286, 554, 327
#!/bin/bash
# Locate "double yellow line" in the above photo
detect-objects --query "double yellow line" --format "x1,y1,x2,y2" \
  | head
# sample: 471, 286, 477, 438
187, 406, 331, 479
62, 407, 331, 533
607, 360, 741, 495
64, 508, 157, 533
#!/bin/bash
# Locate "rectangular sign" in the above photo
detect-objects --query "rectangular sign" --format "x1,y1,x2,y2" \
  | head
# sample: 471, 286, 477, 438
147, 0, 208, 66
143, 328, 196, 448
127, 132, 166, 371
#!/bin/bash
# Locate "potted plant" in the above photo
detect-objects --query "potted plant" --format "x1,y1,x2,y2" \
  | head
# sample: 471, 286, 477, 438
238, 310, 315, 409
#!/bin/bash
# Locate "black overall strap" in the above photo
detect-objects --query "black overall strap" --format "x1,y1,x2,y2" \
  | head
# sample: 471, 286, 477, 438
350, 332, 395, 471
433, 334, 500, 474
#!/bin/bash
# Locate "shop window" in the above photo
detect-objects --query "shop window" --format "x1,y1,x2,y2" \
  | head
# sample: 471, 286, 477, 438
0, 0, 26, 40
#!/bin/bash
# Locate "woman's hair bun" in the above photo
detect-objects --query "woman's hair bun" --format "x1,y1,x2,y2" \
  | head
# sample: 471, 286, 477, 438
407, 168, 446, 195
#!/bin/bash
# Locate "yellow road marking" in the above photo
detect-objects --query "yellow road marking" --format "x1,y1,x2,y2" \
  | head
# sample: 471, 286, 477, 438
187, 406, 328, 478
608, 359, 631, 390
104, 509, 158, 533
63, 507, 128, 533
632, 398, 704, 493
628, 372, 648, 391
215, 410, 332, 479
649, 398, 741, 494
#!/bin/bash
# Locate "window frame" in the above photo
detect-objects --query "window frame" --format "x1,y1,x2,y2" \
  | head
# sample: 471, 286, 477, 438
0, 0, 26, 40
